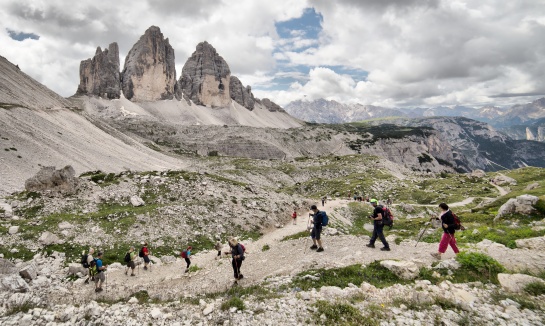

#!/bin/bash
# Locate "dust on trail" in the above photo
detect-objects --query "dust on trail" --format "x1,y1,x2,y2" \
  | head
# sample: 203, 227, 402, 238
72, 194, 542, 304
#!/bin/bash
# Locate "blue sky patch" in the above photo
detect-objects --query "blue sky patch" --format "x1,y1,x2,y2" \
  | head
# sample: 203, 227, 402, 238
275, 8, 323, 41
7, 29, 40, 41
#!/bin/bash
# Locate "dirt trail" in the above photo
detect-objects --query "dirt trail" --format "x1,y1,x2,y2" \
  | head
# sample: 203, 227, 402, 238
70, 193, 543, 304
491, 182, 509, 196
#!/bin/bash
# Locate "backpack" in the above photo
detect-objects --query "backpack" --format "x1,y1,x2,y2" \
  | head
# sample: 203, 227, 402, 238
317, 211, 329, 226
81, 254, 89, 268
239, 243, 246, 253
452, 213, 465, 230
124, 252, 131, 263
89, 259, 98, 277
139, 247, 144, 258
379, 205, 394, 227
181, 250, 188, 258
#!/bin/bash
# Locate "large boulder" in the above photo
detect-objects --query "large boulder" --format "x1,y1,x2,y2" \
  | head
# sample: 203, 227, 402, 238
495, 195, 539, 220
0, 258, 17, 274
177, 41, 231, 108
493, 175, 517, 186
230, 76, 255, 110
68, 263, 88, 276
515, 236, 545, 251
76, 42, 121, 99
8, 226, 19, 234
380, 260, 419, 280
19, 264, 37, 280
121, 26, 176, 101
498, 273, 545, 293
24, 165, 79, 194
0, 274, 30, 292
469, 169, 486, 178
0, 203, 13, 218
38, 231, 61, 245
130, 196, 145, 207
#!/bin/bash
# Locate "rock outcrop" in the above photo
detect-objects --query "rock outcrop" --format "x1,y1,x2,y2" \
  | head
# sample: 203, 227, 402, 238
258, 98, 285, 112
24, 166, 79, 194
498, 273, 545, 293
177, 41, 231, 107
121, 26, 176, 101
495, 194, 539, 220
230, 76, 255, 110
76, 43, 121, 99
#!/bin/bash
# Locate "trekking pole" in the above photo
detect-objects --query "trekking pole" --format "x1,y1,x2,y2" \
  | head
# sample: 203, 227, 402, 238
415, 222, 431, 247
303, 216, 312, 254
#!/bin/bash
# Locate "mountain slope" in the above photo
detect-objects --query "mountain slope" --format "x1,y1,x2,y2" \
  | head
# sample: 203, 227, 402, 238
0, 56, 183, 195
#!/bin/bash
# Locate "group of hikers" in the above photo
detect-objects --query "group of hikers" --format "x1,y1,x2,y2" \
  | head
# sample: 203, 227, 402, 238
305, 198, 461, 259
81, 197, 461, 292
81, 237, 247, 292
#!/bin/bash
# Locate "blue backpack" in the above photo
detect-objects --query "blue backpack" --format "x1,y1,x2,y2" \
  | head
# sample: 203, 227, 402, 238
320, 211, 329, 226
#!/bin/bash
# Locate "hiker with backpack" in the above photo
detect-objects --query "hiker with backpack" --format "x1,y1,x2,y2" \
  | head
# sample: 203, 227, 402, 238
430, 203, 460, 259
366, 199, 391, 251
181, 246, 192, 273
309, 204, 327, 252
215, 237, 223, 260
140, 242, 151, 270
82, 247, 94, 284
93, 252, 107, 292
292, 209, 297, 225
124, 247, 137, 277
225, 237, 245, 281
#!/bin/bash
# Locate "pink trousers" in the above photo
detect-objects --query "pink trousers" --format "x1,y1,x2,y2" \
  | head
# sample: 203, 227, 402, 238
438, 232, 459, 254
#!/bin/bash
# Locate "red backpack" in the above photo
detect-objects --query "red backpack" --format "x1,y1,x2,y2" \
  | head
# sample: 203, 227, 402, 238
181, 250, 188, 258
378, 205, 394, 227
452, 213, 465, 230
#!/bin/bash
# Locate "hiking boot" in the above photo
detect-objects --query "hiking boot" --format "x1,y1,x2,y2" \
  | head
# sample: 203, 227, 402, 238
316, 247, 324, 252
380, 247, 391, 251
430, 252, 442, 260
84, 279, 89, 284
130, 274, 135, 277
95, 288, 99, 293
97, 288, 103, 292
366, 244, 375, 248
238, 275, 244, 280
143, 266, 148, 270
184, 268, 189, 273
310, 244, 318, 250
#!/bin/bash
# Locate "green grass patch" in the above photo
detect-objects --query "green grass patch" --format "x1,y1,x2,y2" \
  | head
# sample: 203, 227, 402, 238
281, 230, 310, 241
188, 265, 202, 273
4, 300, 37, 316
292, 262, 407, 290
524, 282, 545, 296
453, 252, 505, 284
262, 244, 270, 252
221, 296, 245, 311
313, 300, 378, 326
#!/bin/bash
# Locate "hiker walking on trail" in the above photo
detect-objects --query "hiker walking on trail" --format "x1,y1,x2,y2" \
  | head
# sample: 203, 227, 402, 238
181, 246, 192, 273
309, 205, 326, 252
386, 196, 393, 206
94, 252, 107, 292
83, 247, 94, 284
321, 196, 326, 207
225, 238, 244, 281
430, 203, 460, 259
140, 242, 151, 270
215, 237, 223, 259
366, 199, 391, 251
124, 247, 136, 277
292, 209, 297, 225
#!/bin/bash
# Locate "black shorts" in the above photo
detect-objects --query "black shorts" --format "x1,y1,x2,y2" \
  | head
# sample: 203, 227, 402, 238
143, 256, 150, 263
311, 226, 322, 240
127, 261, 135, 269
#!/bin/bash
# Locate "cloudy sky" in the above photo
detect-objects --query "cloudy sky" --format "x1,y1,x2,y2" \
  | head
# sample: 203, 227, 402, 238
1, 0, 545, 108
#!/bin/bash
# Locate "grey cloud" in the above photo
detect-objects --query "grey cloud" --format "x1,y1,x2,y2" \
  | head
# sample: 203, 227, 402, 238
144, 0, 219, 18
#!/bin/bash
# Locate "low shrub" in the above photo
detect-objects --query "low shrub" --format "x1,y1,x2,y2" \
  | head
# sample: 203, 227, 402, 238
221, 297, 245, 311
524, 282, 545, 296
313, 300, 378, 326
455, 252, 505, 284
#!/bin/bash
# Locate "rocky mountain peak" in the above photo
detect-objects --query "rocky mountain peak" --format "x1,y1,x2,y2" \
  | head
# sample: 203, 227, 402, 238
76, 42, 120, 99
121, 26, 176, 102
176, 41, 231, 107
229, 76, 255, 110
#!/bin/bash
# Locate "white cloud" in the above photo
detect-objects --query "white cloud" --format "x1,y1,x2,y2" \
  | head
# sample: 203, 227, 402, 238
1, 0, 544, 108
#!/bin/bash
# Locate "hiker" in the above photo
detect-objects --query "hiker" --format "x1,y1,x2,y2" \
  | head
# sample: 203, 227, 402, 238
141, 242, 150, 270
291, 209, 297, 225
225, 237, 244, 281
181, 246, 192, 273
321, 196, 326, 207
430, 203, 460, 259
84, 247, 95, 284
94, 252, 107, 292
309, 205, 325, 252
214, 237, 223, 259
124, 246, 136, 276
386, 196, 393, 206
366, 199, 391, 251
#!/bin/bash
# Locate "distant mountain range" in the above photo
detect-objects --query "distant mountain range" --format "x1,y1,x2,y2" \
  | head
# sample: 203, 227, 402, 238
284, 98, 545, 142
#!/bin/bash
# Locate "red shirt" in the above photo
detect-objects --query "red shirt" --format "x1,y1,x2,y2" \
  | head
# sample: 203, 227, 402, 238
143, 247, 149, 256
292, 212, 297, 218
